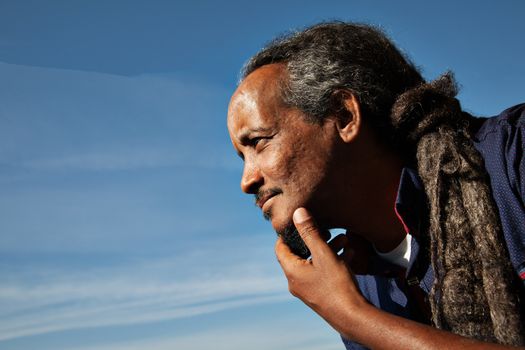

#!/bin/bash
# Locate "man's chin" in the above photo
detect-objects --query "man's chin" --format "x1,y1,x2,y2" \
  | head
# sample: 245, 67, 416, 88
276, 223, 310, 259
264, 210, 310, 259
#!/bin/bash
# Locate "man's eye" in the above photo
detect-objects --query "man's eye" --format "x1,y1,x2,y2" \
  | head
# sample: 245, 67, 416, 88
251, 137, 269, 150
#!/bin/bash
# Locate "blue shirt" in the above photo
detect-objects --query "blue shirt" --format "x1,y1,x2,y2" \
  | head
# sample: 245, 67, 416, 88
342, 104, 525, 350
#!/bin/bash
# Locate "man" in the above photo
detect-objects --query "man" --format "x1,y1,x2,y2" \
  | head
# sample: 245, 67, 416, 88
227, 22, 525, 349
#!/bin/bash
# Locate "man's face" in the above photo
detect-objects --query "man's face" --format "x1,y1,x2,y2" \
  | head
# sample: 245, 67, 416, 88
227, 64, 341, 256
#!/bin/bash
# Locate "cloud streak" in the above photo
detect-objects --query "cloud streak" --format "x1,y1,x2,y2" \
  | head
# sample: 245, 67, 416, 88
18, 148, 238, 172
0, 241, 288, 341
68, 322, 342, 350
0, 61, 238, 175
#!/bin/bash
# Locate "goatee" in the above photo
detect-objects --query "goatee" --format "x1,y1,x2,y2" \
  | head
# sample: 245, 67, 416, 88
278, 223, 310, 259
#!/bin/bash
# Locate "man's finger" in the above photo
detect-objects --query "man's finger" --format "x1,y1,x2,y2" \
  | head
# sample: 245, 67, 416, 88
275, 236, 305, 272
293, 207, 330, 258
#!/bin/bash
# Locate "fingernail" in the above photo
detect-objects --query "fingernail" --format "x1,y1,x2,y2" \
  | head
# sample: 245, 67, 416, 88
293, 207, 310, 224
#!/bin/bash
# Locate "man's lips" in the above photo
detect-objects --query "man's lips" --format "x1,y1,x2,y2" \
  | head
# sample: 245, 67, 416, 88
255, 189, 282, 209
257, 193, 275, 209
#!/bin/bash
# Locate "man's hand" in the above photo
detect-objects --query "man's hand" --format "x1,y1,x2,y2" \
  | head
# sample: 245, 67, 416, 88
275, 207, 367, 325
274, 207, 521, 350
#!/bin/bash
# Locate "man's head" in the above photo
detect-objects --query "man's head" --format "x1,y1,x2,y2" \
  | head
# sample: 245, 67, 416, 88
227, 22, 423, 257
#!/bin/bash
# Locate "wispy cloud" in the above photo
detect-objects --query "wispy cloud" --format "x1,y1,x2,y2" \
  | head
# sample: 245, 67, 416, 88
0, 61, 235, 173
0, 60, 244, 256
19, 147, 238, 172
69, 323, 342, 350
0, 238, 287, 341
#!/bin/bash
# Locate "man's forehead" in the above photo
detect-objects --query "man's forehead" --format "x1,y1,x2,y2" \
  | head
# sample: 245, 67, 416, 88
243, 63, 286, 89
228, 64, 287, 131
232, 64, 286, 106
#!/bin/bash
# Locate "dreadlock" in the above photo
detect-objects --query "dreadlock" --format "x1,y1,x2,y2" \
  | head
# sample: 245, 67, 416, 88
242, 21, 524, 345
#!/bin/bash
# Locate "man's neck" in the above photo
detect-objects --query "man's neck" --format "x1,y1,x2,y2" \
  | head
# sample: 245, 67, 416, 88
336, 147, 407, 252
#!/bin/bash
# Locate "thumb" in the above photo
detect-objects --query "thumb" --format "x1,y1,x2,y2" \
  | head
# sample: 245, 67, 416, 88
293, 208, 328, 258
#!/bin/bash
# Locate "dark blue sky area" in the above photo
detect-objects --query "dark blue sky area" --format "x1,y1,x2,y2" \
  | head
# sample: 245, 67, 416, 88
1, 0, 524, 89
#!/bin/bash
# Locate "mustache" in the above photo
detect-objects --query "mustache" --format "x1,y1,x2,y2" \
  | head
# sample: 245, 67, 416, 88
254, 188, 282, 205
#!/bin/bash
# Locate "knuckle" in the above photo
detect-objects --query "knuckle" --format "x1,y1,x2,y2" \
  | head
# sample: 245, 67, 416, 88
299, 224, 317, 241
287, 280, 299, 297
288, 285, 298, 297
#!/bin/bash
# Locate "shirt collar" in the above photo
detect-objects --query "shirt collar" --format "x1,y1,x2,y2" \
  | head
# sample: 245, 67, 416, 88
395, 167, 432, 283
367, 167, 430, 278
394, 167, 427, 239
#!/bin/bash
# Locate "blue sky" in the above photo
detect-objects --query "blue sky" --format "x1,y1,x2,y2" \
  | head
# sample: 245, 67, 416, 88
0, 1, 523, 349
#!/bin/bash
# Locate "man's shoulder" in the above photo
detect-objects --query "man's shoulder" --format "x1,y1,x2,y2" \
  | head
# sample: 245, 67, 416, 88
472, 103, 525, 182
489, 103, 525, 124
472, 103, 525, 282
474, 103, 525, 142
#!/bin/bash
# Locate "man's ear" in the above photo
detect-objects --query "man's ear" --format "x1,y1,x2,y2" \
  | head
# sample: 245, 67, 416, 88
334, 91, 361, 143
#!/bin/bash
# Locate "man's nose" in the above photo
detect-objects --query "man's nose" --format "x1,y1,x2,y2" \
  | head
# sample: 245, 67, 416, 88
240, 161, 263, 194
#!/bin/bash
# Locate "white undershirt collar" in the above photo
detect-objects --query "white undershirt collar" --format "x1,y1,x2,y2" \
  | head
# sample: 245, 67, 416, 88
373, 233, 412, 269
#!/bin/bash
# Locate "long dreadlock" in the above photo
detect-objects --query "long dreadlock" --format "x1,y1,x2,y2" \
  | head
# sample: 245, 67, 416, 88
241, 21, 524, 345
391, 75, 524, 343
